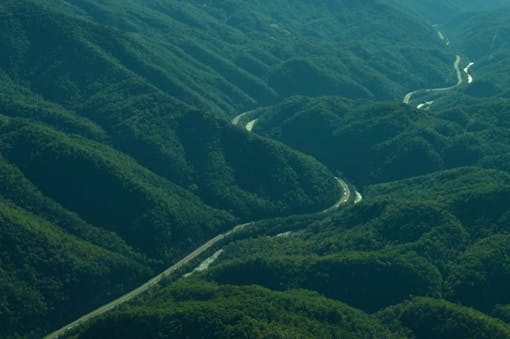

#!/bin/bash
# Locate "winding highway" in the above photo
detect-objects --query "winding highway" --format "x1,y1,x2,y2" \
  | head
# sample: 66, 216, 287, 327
246, 119, 258, 132
44, 176, 351, 339
232, 110, 260, 132
46, 101, 363, 339
464, 62, 475, 84
231, 110, 255, 128
321, 177, 351, 213
403, 55, 463, 105
44, 221, 248, 339
354, 190, 363, 204
183, 249, 224, 278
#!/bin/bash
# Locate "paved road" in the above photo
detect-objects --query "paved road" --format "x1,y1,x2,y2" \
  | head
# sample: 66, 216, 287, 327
437, 30, 450, 46
246, 119, 258, 132
232, 111, 259, 132
464, 62, 475, 84
416, 100, 434, 110
47, 106, 353, 338
320, 177, 351, 213
44, 221, 252, 339
183, 249, 224, 278
403, 55, 462, 104
44, 177, 349, 339
231, 110, 254, 127
354, 190, 363, 204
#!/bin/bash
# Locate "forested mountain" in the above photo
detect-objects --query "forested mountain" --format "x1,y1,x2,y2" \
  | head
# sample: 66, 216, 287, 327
0, 0, 346, 336
387, 0, 509, 23
1, 0, 510, 338
250, 96, 510, 185
77, 167, 510, 338
9, 0, 456, 113
445, 4, 510, 97
77, 282, 401, 339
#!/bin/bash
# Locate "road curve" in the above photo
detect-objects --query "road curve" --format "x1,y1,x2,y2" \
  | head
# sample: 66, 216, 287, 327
354, 190, 363, 204
231, 110, 253, 127
320, 177, 350, 214
44, 178, 349, 339
403, 55, 462, 104
232, 111, 260, 132
464, 62, 475, 84
246, 119, 258, 132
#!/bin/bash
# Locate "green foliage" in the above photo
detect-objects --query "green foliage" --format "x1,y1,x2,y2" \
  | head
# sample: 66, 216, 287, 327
387, 0, 508, 23
493, 304, 510, 323
2, 0, 510, 337
0, 116, 236, 261
446, 5, 510, 96
208, 249, 442, 312
445, 234, 510, 311
367, 167, 510, 238
75, 281, 401, 338
0, 154, 140, 257
0, 0, 342, 220
0, 198, 151, 337
0, 72, 107, 140
377, 297, 510, 339
0, 0, 454, 114
0, 1, 354, 336
254, 96, 510, 185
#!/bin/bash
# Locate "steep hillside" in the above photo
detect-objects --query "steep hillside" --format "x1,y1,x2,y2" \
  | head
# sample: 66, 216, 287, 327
73, 167, 510, 338
251, 96, 510, 185
0, 1, 349, 336
387, 0, 509, 23
2, 0, 510, 338
378, 297, 510, 339
75, 282, 402, 338
445, 4, 510, 97
0, 0, 341, 220
33, 0, 455, 108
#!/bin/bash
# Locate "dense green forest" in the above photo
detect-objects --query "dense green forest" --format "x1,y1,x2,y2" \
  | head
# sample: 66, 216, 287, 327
1, 0, 510, 338
76, 282, 401, 339
386, 0, 508, 23
76, 165, 510, 338
445, 4, 510, 98
2, 0, 455, 112
252, 96, 510, 185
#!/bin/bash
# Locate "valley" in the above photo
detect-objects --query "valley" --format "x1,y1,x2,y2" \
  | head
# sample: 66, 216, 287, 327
403, 55, 463, 105
46, 176, 352, 339
1, 1, 510, 338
